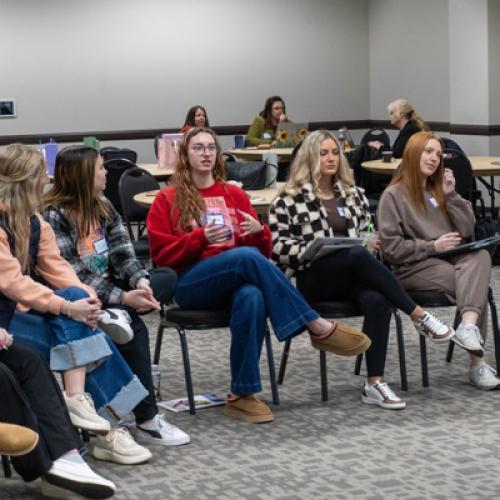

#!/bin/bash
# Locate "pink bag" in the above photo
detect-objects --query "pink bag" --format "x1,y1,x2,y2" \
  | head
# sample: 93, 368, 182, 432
158, 133, 183, 170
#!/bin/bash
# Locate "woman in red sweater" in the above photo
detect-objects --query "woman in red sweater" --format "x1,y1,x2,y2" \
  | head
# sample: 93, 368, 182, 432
147, 127, 371, 423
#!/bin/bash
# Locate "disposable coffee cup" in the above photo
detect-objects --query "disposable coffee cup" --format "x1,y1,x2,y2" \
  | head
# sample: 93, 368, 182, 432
382, 151, 393, 163
234, 135, 245, 149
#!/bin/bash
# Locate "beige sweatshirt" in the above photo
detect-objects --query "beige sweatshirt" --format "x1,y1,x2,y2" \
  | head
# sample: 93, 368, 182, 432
377, 183, 476, 275
0, 214, 95, 315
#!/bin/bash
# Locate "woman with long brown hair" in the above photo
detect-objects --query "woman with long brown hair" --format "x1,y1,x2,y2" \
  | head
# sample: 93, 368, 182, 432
43, 145, 190, 457
378, 131, 499, 389
246, 96, 288, 146
147, 126, 371, 423
180, 105, 210, 134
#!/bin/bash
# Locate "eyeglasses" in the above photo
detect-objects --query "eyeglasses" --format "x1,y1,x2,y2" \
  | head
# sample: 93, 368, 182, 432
191, 143, 217, 155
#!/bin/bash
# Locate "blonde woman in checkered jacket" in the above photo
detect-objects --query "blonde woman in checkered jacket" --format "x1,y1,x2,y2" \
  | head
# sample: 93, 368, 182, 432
269, 130, 454, 410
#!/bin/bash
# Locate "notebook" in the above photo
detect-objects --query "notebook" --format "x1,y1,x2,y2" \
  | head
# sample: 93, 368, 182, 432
275, 122, 309, 148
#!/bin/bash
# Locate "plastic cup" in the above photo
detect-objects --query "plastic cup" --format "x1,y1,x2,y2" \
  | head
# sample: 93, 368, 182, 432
234, 135, 245, 149
382, 151, 393, 163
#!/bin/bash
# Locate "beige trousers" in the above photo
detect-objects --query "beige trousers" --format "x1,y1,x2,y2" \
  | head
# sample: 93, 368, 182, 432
396, 250, 492, 339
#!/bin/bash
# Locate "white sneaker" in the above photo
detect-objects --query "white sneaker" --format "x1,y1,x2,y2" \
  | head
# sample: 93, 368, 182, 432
98, 308, 134, 345
136, 413, 190, 446
41, 455, 115, 499
469, 361, 500, 390
93, 427, 152, 465
453, 323, 484, 355
413, 312, 455, 343
361, 381, 406, 410
64, 393, 110, 435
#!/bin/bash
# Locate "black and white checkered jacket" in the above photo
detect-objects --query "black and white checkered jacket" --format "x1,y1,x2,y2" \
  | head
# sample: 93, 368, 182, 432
269, 182, 371, 277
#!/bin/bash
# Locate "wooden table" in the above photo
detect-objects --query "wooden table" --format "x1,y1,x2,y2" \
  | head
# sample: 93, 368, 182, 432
133, 183, 284, 216
362, 156, 500, 176
138, 163, 174, 178
362, 156, 500, 209
227, 147, 294, 162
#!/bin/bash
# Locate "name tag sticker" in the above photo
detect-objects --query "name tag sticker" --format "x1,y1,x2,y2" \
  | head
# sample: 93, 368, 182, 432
336, 206, 346, 217
93, 238, 109, 255
429, 197, 439, 208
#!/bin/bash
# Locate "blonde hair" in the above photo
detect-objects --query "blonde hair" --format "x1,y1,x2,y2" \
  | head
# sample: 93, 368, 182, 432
0, 144, 47, 272
389, 98, 429, 131
282, 130, 355, 197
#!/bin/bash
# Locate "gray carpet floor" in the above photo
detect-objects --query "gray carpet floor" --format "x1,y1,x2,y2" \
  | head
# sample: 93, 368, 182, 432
3, 269, 500, 499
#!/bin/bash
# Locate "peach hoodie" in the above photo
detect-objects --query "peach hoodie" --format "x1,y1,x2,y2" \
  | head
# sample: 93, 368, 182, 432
0, 214, 95, 315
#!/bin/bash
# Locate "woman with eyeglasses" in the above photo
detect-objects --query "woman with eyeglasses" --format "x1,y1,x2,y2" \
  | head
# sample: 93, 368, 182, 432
246, 96, 288, 147
147, 127, 371, 424
378, 131, 499, 390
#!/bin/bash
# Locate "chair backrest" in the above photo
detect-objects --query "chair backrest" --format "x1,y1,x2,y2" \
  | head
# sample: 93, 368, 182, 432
103, 158, 137, 215
361, 128, 390, 148
100, 146, 138, 164
442, 148, 473, 201
118, 167, 161, 238
441, 137, 464, 154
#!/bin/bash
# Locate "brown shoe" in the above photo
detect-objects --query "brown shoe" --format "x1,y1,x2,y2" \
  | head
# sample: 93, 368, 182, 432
0, 423, 39, 456
310, 321, 371, 356
223, 395, 274, 423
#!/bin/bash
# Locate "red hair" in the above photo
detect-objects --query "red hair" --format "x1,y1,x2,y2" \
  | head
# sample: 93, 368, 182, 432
390, 131, 447, 214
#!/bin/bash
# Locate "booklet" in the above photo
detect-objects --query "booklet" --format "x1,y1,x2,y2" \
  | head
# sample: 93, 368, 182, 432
300, 237, 365, 263
157, 393, 225, 413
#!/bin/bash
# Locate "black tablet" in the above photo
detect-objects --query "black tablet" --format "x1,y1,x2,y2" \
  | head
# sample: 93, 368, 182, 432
433, 235, 500, 259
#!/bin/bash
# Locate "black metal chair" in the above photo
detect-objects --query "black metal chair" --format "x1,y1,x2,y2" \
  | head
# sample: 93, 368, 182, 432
153, 307, 279, 414
2, 454, 11, 477
361, 128, 391, 148
118, 167, 160, 259
407, 287, 500, 386
278, 300, 408, 401
100, 147, 138, 164
103, 158, 137, 216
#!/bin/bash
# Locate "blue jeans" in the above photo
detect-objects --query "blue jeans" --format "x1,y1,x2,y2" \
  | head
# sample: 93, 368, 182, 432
174, 247, 319, 395
9, 286, 148, 421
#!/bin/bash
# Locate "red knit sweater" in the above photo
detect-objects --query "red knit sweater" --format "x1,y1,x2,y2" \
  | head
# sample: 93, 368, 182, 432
147, 182, 272, 273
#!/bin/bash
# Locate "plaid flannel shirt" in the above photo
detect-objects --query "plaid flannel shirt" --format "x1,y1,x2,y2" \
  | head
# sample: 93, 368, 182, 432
43, 201, 149, 305
268, 182, 371, 277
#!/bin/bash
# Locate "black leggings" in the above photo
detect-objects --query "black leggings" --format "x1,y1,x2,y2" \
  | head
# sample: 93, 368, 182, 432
297, 245, 417, 377
0, 343, 81, 482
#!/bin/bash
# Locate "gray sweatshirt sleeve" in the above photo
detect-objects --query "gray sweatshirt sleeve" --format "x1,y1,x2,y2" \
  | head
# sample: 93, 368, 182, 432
378, 189, 436, 265
445, 191, 476, 238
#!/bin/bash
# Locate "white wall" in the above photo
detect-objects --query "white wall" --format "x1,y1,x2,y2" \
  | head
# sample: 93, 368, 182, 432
0, 0, 369, 136
368, 0, 450, 121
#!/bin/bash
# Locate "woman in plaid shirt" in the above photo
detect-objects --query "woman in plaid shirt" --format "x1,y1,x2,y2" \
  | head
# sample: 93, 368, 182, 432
43, 146, 190, 463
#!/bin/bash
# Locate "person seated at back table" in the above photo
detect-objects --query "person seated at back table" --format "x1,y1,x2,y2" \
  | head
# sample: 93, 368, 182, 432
0, 329, 115, 499
369, 98, 429, 158
378, 131, 500, 390
180, 105, 210, 134
268, 130, 455, 410
43, 145, 190, 452
146, 126, 371, 423
246, 95, 288, 147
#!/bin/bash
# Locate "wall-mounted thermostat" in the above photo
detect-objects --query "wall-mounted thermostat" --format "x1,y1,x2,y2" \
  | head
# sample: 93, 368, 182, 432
0, 100, 16, 118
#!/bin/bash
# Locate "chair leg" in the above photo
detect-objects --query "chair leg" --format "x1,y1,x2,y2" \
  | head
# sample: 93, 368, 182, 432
153, 323, 165, 365
320, 351, 328, 401
354, 354, 363, 375
419, 335, 429, 387
487, 288, 500, 373
2, 454, 12, 478
278, 339, 292, 385
445, 309, 461, 363
264, 326, 279, 406
176, 327, 195, 415
394, 311, 408, 391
